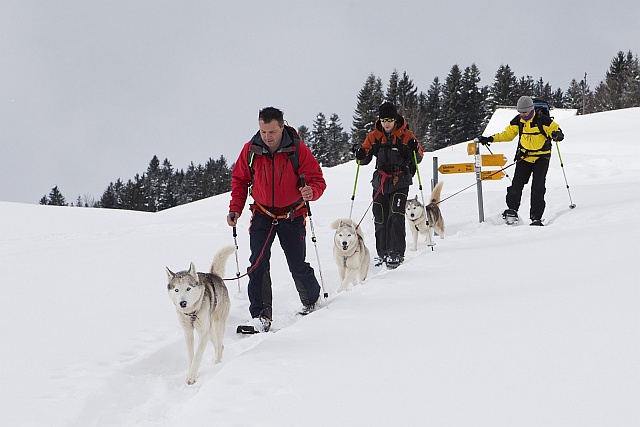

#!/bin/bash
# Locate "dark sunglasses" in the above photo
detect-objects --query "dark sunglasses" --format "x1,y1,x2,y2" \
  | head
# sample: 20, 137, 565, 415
379, 118, 396, 123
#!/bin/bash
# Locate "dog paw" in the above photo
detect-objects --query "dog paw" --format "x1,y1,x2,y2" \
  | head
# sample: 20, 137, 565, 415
186, 376, 197, 385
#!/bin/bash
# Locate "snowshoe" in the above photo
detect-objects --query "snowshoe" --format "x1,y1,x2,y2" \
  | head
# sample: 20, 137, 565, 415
530, 219, 544, 226
502, 209, 519, 225
237, 316, 271, 334
298, 302, 317, 316
374, 255, 387, 267
385, 254, 404, 269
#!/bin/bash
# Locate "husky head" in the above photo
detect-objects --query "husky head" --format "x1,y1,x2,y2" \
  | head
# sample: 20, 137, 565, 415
405, 196, 425, 220
166, 263, 204, 312
332, 220, 360, 252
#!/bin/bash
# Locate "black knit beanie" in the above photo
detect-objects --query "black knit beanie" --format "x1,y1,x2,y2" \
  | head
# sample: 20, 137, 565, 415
378, 102, 398, 119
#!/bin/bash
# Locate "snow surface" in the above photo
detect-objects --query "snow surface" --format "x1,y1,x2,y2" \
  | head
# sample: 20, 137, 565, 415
1, 108, 639, 427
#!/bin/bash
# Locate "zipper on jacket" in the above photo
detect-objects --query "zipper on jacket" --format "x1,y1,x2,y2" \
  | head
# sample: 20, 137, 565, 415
270, 157, 275, 207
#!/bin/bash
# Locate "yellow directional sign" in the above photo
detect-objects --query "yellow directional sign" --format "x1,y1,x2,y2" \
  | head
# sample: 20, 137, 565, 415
481, 154, 507, 167
467, 142, 477, 155
438, 163, 475, 174
481, 170, 505, 180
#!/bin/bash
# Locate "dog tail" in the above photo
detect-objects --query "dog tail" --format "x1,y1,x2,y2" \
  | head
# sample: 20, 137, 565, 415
430, 181, 444, 204
210, 245, 237, 277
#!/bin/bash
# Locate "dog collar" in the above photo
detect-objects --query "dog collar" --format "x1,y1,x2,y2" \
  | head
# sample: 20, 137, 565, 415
184, 311, 198, 322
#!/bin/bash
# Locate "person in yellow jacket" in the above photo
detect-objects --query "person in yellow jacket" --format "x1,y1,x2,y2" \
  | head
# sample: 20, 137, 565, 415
478, 96, 564, 226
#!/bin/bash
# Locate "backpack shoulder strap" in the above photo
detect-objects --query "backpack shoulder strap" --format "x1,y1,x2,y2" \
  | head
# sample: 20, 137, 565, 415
284, 126, 300, 175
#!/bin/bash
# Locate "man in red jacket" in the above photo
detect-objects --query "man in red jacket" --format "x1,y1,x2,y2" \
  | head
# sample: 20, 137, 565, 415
227, 107, 326, 332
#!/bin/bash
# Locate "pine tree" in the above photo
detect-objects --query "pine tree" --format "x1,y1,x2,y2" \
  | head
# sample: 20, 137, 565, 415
593, 50, 640, 111
550, 88, 565, 109
325, 113, 350, 166
424, 76, 443, 151
42, 186, 67, 206
533, 77, 554, 101
351, 73, 384, 147
395, 72, 423, 139
439, 64, 465, 149
144, 155, 161, 212
310, 112, 329, 166
206, 155, 231, 195
460, 64, 489, 141
566, 75, 595, 114
516, 75, 535, 98
158, 158, 176, 211
297, 125, 310, 145
385, 70, 400, 105
489, 64, 518, 109
122, 174, 146, 210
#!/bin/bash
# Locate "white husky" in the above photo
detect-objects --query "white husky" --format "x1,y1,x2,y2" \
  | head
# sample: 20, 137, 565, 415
166, 245, 234, 385
405, 181, 445, 251
330, 218, 370, 292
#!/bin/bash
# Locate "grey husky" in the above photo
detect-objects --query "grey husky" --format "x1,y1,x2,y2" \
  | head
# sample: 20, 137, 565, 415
405, 181, 445, 251
166, 245, 234, 384
330, 218, 370, 292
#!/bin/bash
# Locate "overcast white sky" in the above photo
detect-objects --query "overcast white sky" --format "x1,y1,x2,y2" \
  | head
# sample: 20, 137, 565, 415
1, 0, 638, 204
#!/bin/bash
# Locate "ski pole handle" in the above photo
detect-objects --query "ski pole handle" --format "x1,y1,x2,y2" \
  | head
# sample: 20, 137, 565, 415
413, 151, 423, 191
300, 174, 312, 217
229, 212, 238, 236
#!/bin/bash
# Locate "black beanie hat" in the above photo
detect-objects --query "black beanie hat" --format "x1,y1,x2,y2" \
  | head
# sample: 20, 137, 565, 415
379, 102, 398, 119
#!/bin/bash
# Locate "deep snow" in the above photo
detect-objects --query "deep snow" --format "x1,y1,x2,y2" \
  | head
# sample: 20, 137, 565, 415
1, 108, 639, 427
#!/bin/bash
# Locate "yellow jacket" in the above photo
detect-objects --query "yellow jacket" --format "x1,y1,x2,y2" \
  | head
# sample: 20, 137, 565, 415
491, 112, 561, 163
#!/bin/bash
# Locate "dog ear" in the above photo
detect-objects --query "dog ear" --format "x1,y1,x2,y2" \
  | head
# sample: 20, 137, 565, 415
188, 262, 198, 280
166, 267, 175, 281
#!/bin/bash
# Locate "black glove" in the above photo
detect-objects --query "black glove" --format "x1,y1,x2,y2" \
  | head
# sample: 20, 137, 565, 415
477, 136, 493, 146
355, 147, 367, 160
407, 138, 419, 152
552, 130, 564, 142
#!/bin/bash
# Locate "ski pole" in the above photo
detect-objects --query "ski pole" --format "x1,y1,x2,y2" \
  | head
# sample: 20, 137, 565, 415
349, 160, 361, 220
413, 151, 426, 206
229, 212, 242, 293
485, 144, 512, 183
299, 174, 329, 302
555, 143, 576, 209
413, 151, 434, 251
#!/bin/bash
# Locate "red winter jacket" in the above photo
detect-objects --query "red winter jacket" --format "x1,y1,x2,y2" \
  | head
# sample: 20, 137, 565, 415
229, 127, 326, 217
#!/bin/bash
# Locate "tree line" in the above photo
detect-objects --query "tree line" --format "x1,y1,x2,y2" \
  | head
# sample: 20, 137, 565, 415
40, 50, 640, 210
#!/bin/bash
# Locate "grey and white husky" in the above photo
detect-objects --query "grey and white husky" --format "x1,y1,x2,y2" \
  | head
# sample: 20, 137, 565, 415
166, 245, 234, 384
405, 181, 445, 251
330, 218, 370, 292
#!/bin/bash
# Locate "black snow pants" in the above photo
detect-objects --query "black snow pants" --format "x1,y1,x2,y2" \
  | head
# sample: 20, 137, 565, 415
506, 157, 550, 221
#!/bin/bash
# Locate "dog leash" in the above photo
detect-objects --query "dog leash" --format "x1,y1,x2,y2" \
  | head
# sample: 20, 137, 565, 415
222, 218, 276, 282
355, 181, 385, 230
436, 159, 521, 206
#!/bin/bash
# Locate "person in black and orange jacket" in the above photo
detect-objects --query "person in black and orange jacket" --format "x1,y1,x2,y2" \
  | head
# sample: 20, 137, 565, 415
355, 102, 424, 269
228, 106, 326, 332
